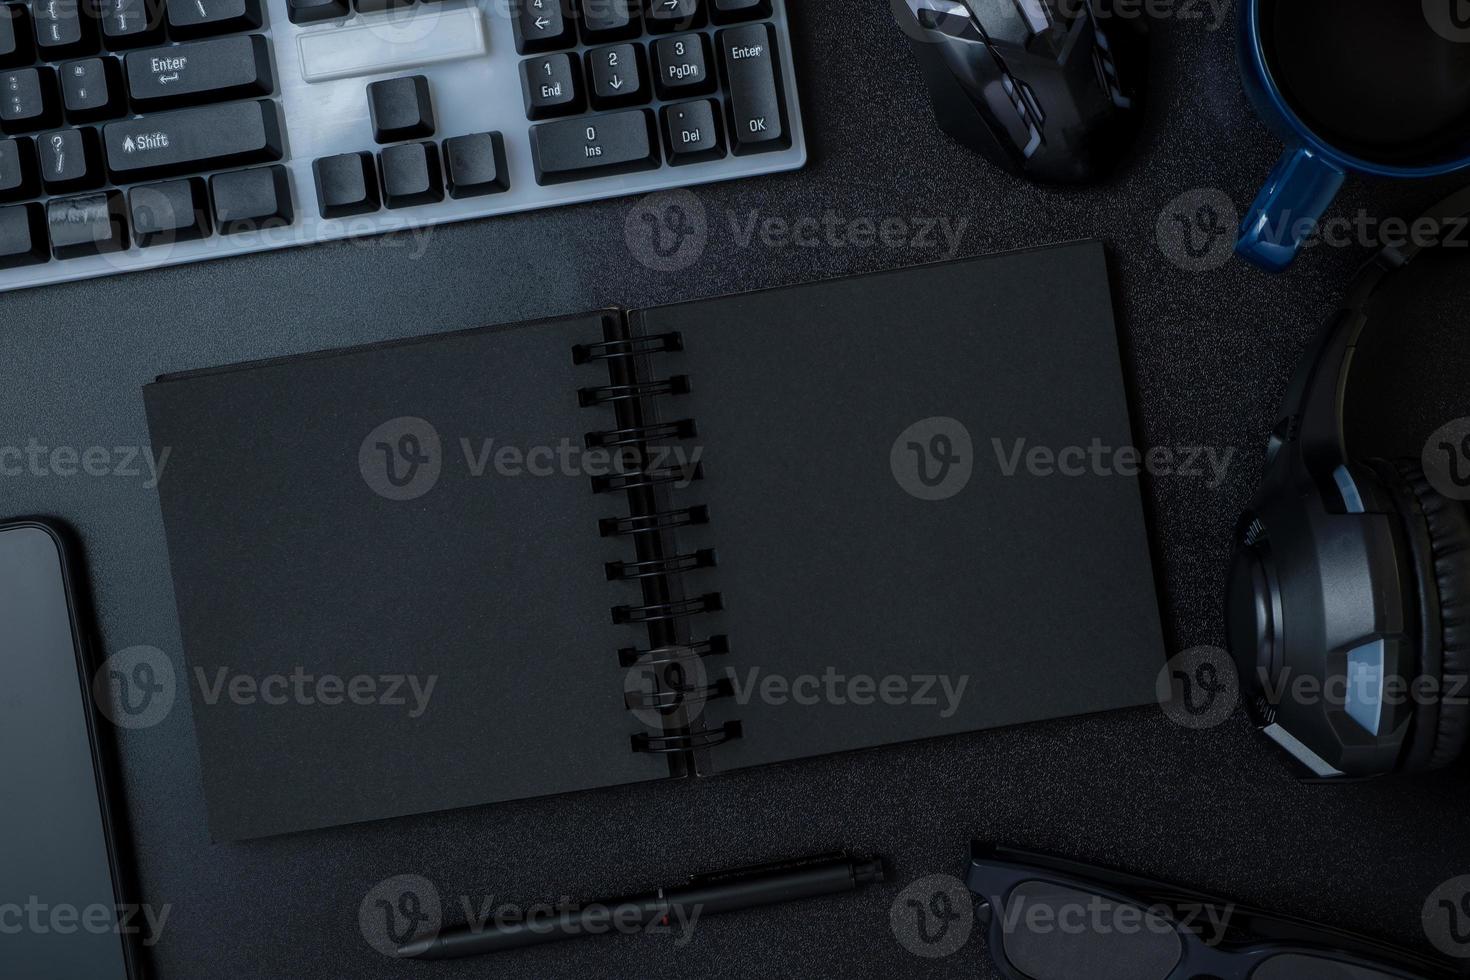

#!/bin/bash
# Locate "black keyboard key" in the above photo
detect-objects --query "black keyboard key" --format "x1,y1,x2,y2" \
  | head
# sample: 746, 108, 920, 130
579, 0, 637, 41
442, 132, 507, 199
103, 99, 280, 182
211, 164, 292, 233
379, 140, 442, 209
129, 175, 208, 245
587, 43, 647, 109
662, 98, 723, 164
33, 0, 98, 61
521, 53, 582, 119
0, 135, 38, 200
165, 0, 261, 40
718, 22, 788, 154
47, 190, 127, 257
96, 0, 164, 50
530, 107, 658, 184
711, 0, 768, 21
0, 201, 46, 267
511, 0, 573, 54
61, 57, 125, 122
1, 68, 62, 134
367, 74, 434, 143
287, 0, 348, 22
38, 126, 103, 192
645, 0, 703, 31
126, 35, 271, 112
314, 151, 378, 218
0, 5, 33, 69
652, 33, 713, 99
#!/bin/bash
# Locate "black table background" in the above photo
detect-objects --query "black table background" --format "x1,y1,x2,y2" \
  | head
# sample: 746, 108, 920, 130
5, 2, 1470, 976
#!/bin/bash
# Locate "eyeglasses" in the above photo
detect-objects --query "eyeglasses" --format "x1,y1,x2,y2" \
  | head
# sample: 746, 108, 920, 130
964, 843, 1455, 980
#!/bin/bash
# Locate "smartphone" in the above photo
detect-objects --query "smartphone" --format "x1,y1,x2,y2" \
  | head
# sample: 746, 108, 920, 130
0, 520, 142, 979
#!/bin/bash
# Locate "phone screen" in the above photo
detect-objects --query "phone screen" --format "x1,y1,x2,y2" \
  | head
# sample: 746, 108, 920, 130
0, 524, 134, 979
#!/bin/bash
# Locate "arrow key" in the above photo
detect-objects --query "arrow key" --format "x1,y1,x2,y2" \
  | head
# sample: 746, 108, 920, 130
580, 0, 638, 41
586, 43, 647, 110
644, 0, 703, 32
367, 74, 435, 144
511, 0, 573, 55
314, 151, 379, 219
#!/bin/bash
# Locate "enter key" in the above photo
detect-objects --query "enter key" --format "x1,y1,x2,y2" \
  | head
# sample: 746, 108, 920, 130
717, 22, 789, 154
125, 34, 273, 112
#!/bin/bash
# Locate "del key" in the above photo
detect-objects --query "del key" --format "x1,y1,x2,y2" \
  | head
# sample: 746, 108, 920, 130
717, 22, 788, 154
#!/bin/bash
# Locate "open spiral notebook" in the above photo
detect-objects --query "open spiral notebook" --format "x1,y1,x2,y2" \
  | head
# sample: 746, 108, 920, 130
144, 242, 1165, 841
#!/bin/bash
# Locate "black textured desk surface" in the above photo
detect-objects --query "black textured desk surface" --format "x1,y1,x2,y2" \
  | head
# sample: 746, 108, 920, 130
4, 3, 1469, 977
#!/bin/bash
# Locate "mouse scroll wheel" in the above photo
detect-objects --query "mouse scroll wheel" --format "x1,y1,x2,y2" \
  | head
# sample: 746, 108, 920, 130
904, 0, 988, 43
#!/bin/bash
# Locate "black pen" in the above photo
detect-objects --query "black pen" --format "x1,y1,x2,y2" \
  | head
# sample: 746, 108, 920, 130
396, 851, 886, 960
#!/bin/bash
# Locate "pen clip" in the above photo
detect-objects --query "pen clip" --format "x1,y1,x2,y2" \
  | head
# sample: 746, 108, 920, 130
686, 851, 852, 886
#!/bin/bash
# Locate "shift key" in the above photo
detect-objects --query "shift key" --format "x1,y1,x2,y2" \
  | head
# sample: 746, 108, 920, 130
104, 100, 283, 183
126, 36, 274, 112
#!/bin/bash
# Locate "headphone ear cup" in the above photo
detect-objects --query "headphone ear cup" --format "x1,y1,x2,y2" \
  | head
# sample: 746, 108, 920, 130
1392, 459, 1470, 770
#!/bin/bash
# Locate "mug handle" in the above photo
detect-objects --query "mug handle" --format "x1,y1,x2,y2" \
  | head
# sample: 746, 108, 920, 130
1235, 147, 1346, 272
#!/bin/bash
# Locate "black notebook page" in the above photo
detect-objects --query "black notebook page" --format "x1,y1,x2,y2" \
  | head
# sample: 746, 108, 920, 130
633, 244, 1165, 770
144, 314, 665, 841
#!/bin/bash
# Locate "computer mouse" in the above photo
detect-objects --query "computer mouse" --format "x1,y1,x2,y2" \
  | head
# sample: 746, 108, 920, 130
896, 0, 1148, 184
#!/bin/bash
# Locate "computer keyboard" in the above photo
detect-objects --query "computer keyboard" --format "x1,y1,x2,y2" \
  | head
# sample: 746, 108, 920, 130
0, 0, 804, 292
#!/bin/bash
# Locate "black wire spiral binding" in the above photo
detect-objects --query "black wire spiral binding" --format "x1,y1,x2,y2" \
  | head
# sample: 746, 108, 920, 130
617, 635, 730, 668
575, 326, 740, 763
579, 376, 691, 407
599, 505, 710, 538
612, 593, 724, 625
591, 464, 705, 495
585, 419, 697, 449
606, 549, 717, 581
572, 332, 683, 364
632, 724, 744, 755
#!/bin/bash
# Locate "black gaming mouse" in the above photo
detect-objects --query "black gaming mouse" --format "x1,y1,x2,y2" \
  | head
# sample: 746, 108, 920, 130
896, 0, 1148, 184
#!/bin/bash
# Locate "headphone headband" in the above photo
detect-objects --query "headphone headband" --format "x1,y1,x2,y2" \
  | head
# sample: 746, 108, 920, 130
1281, 185, 1470, 493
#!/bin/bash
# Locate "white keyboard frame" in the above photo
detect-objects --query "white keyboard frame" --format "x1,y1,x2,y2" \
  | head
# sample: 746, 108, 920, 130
0, 0, 805, 292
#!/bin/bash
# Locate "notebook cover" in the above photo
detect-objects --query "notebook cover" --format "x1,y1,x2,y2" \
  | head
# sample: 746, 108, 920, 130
632, 242, 1167, 770
144, 313, 668, 841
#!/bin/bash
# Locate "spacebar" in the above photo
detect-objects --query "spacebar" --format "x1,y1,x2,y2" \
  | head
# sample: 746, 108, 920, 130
104, 101, 283, 183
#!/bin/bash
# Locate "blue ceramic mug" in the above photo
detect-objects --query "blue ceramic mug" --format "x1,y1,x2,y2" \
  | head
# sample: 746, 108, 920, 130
1236, 0, 1470, 272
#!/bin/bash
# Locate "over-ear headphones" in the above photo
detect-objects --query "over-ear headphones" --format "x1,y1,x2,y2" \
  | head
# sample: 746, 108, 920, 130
1228, 187, 1470, 778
